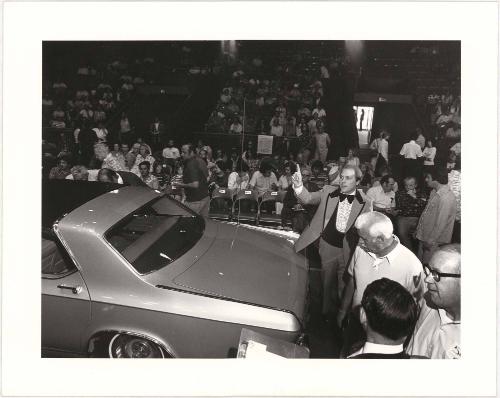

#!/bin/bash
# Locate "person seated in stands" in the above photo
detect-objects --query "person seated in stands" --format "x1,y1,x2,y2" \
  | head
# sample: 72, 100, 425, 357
310, 160, 328, 189
94, 142, 127, 172
229, 117, 243, 134
131, 143, 155, 175
249, 162, 278, 194
153, 161, 172, 191
346, 148, 360, 168
93, 105, 106, 123
307, 113, 320, 135
359, 162, 374, 188
348, 278, 418, 359
169, 161, 186, 202
138, 161, 159, 189
366, 175, 397, 217
270, 116, 284, 137
48, 155, 72, 180
208, 161, 229, 193
93, 121, 109, 143
227, 159, 250, 192
50, 106, 66, 128
161, 139, 180, 168
220, 88, 232, 104
277, 162, 293, 191
110, 142, 125, 164
281, 166, 319, 233
120, 143, 130, 156
406, 244, 461, 358
312, 104, 326, 119
297, 103, 311, 119
394, 176, 427, 252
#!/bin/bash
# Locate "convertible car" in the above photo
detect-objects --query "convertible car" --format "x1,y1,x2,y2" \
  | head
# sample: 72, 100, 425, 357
42, 180, 309, 358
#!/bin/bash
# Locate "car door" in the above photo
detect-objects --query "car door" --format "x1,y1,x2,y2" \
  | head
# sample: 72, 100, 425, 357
42, 237, 91, 357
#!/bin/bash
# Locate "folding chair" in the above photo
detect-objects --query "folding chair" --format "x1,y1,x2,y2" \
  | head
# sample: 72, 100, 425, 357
232, 189, 259, 224
257, 190, 282, 226
209, 187, 235, 221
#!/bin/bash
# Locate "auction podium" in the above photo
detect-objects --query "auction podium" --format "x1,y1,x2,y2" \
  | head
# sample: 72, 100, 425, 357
237, 328, 310, 359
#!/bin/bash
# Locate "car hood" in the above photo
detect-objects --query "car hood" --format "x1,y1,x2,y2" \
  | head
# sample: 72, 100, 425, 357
147, 221, 309, 322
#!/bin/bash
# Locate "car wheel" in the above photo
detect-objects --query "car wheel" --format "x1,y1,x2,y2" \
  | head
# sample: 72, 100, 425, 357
108, 333, 167, 358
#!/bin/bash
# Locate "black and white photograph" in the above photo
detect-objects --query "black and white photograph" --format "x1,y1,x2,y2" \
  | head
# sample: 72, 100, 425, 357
2, 1, 498, 396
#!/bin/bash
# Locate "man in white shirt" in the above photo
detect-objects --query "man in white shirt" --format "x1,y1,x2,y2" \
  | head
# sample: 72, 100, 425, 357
348, 278, 418, 359
366, 175, 396, 214
162, 139, 180, 167
406, 244, 461, 358
337, 211, 425, 355
400, 134, 423, 178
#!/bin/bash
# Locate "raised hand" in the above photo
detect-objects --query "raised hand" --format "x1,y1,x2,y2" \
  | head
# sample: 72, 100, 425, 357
292, 164, 303, 188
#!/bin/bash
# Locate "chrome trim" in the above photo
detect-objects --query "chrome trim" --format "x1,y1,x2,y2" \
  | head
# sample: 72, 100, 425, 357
53, 222, 85, 274
155, 284, 303, 329
94, 330, 177, 358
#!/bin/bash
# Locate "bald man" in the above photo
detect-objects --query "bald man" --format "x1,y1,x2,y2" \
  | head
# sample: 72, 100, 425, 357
406, 244, 461, 359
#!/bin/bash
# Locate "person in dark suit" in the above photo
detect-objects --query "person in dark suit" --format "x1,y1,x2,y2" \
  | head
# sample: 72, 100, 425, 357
292, 164, 372, 317
348, 278, 418, 359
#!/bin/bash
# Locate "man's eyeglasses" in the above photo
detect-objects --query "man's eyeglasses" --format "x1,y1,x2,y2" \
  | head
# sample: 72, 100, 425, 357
423, 265, 461, 282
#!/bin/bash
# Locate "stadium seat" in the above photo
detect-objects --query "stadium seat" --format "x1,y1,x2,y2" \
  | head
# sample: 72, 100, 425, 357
232, 189, 259, 224
257, 190, 282, 226
209, 187, 235, 221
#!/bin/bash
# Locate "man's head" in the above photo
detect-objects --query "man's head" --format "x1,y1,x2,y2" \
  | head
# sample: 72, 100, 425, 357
131, 142, 141, 154
97, 168, 119, 183
380, 175, 396, 193
181, 144, 195, 161
57, 155, 71, 170
360, 278, 418, 345
94, 143, 110, 161
139, 161, 151, 178
301, 167, 312, 183
310, 160, 322, 175
167, 139, 174, 148
120, 143, 129, 153
424, 166, 448, 189
259, 162, 273, 178
424, 244, 461, 317
355, 211, 394, 254
70, 165, 89, 181
339, 165, 361, 194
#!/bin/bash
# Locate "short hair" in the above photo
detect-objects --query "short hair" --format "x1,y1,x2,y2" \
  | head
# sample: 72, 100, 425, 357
380, 174, 394, 185
259, 161, 273, 174
355, 211, 394, 239
94, 142, 109, 155
70, 165, 88, 180
403, 176, 417, 185
342, 165, 363, 181
435, 243, 461, 273
139, 161, 151, 170
97, 168, 118, 182
427, 166, 448, 184
236, 159, 249, 173
362, 278, 418, 341
311, 160, 323, 170
183, 143, 195, 154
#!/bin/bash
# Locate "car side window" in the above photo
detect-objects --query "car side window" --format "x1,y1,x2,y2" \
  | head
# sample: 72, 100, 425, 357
42, 237, 76, 277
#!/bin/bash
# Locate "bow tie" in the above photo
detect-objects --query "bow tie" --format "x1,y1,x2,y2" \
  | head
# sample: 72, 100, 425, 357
339, 193, 355, 204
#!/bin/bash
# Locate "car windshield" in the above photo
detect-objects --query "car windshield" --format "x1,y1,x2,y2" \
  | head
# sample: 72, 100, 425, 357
106, 196, 204, 274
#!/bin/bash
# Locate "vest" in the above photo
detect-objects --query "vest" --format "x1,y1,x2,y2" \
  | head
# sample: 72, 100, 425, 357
320, 203, 345, 248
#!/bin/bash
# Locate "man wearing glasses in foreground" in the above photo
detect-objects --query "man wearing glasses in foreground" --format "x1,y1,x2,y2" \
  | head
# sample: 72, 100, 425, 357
406, 244, 461, 358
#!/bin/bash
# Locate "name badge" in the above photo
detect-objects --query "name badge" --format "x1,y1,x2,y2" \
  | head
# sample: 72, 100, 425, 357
245, 190, 252, 195
271, 191, 278, 196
